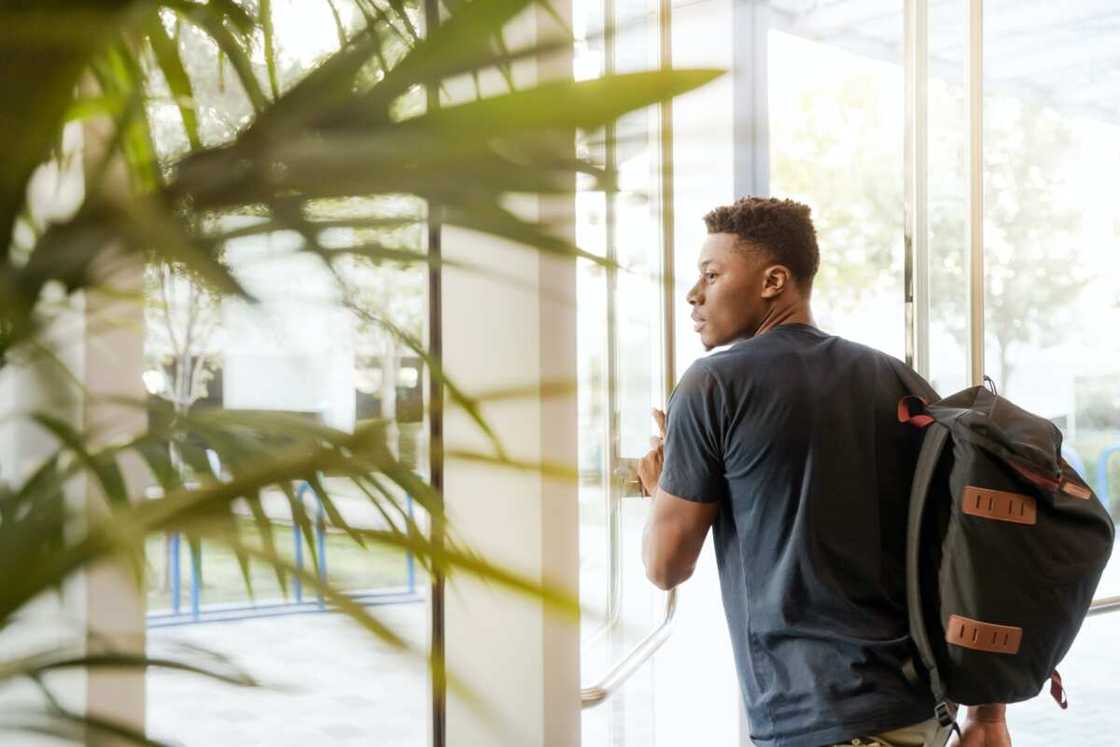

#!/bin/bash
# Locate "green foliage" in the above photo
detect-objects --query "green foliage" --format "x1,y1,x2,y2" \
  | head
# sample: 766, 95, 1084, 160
0, 0, 723, 741
770, 43, 1083, 391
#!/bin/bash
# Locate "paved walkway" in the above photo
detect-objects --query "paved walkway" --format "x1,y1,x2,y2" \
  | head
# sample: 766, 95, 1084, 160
147, 564, 1120, 746
147, 604, 428, 747
1002, 609, 1120, 745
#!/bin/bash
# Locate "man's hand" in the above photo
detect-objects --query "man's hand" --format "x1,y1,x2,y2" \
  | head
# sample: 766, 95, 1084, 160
637, 408, 667, 497
951, 704, 1011, 747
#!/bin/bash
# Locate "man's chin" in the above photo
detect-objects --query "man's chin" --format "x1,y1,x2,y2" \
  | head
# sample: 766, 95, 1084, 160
700, 329, 744, 351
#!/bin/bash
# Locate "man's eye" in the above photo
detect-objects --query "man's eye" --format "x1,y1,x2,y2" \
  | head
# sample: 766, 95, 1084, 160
705, 273, 717, 281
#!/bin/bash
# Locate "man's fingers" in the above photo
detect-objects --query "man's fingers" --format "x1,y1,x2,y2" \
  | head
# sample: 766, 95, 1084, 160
652, 408, 667, 438
650, 436, 662, 450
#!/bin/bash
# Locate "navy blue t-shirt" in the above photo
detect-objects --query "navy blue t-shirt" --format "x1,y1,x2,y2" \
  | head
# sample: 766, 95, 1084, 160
659, 324, 937, 747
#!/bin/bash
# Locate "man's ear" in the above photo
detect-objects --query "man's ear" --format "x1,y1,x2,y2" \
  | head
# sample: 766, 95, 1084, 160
760, 264, 791, 299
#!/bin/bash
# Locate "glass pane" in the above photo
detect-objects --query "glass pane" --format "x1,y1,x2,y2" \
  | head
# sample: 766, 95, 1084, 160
768, 2, 906, 359
982, 1, 1120, 608
574, 3, 613, 742
578, 0, 665, 742
145, 223, 433, 746
142, 5, 432, 743
577, 227, 610, 652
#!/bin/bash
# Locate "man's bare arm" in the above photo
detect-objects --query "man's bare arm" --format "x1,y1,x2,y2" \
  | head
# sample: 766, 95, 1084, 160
952, 704, 1010, 747
641, 488, 719, 590
636, 407, 719, 590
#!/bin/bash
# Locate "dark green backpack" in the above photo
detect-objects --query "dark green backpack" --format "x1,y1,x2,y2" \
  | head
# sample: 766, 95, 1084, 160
898, 378, 1115, 732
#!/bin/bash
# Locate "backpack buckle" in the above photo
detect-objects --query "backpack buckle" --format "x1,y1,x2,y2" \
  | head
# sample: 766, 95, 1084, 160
935, 701, 963, 739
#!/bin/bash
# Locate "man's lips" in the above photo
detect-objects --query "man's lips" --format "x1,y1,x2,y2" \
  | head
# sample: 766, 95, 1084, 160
692, 317, 705, 332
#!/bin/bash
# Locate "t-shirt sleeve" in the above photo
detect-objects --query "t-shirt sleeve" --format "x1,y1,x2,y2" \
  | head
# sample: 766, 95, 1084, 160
658, 361, 728, 504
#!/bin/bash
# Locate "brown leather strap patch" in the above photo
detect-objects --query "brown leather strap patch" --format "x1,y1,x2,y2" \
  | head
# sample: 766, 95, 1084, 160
946, 614, 1022, 654
1061, 480, 1092, 500
961, 485, 1036, 525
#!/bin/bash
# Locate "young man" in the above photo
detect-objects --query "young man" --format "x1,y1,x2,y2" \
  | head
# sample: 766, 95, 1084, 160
635, 197, 1011, 747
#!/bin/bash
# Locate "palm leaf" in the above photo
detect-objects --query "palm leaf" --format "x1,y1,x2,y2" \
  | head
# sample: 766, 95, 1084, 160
368, 0, 536, 109
259, 0, 280, 99
0, 2, 728, 739
242, 488, 289, 594
145, 11, 203, 150
0, 2, 131, 256
28, 413, 128, 506
305, 473, 367, 548
173, 2, 267, 112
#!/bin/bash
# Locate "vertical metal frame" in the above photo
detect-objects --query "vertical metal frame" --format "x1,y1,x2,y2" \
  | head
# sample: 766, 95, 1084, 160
422, 2, 446, 745
733, 0, 771, 199
602, 0, 625, 650
967, 0, 985, 386
904, 0, 930, 378
579, 0, 679, 712
425, 192, 447, 746
909, 0, 982, 386
659, 0, 677, 395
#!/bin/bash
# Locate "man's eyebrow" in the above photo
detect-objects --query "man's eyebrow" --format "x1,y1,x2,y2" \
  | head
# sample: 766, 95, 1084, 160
698, 259, 713, 270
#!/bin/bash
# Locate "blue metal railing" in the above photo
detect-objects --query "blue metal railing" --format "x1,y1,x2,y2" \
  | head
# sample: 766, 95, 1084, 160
150, 482, 421, 627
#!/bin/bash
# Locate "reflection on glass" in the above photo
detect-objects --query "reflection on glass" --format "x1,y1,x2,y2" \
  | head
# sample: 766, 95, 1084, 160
145, 217, 432, 744
980, 2, 1120, 618
141, 2, 435, 733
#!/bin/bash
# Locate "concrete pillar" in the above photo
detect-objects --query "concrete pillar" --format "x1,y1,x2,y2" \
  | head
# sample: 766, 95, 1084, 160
79, 86, 148, 744
0, 110, 146, 743
440, 4, 580, 745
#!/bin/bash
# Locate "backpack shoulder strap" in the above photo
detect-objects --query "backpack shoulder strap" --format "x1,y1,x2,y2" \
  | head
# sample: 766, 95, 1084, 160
907, 421, 951, 705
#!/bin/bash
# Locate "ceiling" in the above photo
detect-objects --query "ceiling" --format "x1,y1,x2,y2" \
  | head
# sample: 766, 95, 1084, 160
763, 0, 1120, 125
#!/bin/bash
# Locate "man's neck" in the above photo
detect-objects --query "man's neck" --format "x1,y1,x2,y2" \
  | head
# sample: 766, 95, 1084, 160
754, 303, 815, 337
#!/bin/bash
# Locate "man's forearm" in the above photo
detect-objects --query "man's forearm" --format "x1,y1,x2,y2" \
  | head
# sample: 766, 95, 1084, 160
641, 516, 672, 589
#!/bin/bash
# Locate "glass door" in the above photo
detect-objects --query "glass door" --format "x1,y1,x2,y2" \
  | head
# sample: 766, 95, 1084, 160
576, 0, 672, 741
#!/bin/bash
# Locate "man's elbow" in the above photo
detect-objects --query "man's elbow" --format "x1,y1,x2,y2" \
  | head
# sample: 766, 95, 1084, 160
645, 558, 694, 591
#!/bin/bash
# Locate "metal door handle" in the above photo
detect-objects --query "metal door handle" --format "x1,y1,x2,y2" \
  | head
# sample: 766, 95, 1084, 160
1088, 595, 1120, 616
580, 587, 677, 708
584, 458, 649, 647
615, 456, 646, 498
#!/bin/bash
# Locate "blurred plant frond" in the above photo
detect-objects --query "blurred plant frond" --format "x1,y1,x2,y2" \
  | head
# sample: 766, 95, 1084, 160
0, 0, 723, 739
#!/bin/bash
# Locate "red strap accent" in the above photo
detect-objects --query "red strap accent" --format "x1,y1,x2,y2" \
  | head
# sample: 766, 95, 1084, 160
1050, 670, 1068, 709
1009, 460, 1062, 492
898, 395, 933, 428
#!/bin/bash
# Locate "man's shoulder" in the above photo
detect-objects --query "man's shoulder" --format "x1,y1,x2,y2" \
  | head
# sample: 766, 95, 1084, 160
700, 328, 931, 393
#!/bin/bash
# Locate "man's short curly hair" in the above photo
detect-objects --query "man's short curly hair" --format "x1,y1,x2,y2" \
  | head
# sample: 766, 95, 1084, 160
703, 197, 820, 290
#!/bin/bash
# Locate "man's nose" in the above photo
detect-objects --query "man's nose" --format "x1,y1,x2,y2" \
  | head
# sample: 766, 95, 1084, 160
687, 282, 702, 306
